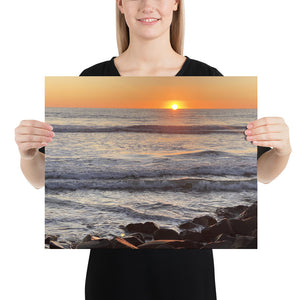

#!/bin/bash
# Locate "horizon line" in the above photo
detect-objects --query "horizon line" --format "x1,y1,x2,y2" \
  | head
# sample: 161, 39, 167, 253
45, 106, 256, 109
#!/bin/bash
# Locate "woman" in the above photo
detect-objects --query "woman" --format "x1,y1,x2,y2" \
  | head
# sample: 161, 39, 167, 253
15, 1, 291, 299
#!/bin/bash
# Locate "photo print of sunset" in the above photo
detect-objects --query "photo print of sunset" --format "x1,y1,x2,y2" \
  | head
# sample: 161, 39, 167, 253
45, 76, 257, 250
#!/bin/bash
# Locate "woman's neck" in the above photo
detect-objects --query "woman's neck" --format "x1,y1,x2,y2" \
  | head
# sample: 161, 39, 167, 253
126, 34, 175, 64
114, 33, 185, 76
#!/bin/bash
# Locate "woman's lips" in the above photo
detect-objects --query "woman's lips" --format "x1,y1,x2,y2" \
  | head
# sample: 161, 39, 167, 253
137, 18, 160, 25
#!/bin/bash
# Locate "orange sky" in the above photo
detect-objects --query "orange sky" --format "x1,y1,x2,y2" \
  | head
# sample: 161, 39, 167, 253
45, 77, 256, 109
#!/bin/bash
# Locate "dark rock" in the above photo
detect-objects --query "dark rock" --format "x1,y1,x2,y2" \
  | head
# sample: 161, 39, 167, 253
57, 241, 72, 249
138, 240, 203, 249
111, 237, 138, 249
138, 240, 176, 249
123, 236, 144, 246
192, 215, 217, 227
127, 232, 145, 243
156, 244, 176, 249
70, 242, 78, 249
49, 241, 65, 249
81, 234, 101, 243
179, 221, 197, 230
153, 228, 180, 240
238, 203, 257, 219
229, 216, 257, 236
231, 235, 257, 249
125, 222, 160, 234
179, 230, 206, 242
247, 237, 257, 249
202, 240, 234, 249
142, 233, 154, 241
215, 233, 236, 243
216, 205, 248, 219
250, 229, 257, 238
76, 238, 111, 249
45, 234, 58, 244
201, 218, 235, 242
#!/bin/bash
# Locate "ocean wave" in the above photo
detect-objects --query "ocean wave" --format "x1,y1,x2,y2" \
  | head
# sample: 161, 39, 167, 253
45, 164, 257, 181
45, 198, 182, 223
169, 150, 233, 158
97, 204, 177, 222
45, 177, 257, 193
51, 124, 245, 135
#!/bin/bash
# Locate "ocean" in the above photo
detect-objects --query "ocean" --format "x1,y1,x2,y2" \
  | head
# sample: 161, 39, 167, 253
45, 107, 257, 244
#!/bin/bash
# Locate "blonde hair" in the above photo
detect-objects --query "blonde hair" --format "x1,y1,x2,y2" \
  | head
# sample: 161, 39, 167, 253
116, 0, 185, 55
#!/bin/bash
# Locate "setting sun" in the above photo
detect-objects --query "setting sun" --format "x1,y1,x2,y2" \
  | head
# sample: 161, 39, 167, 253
172, 104, 178, 110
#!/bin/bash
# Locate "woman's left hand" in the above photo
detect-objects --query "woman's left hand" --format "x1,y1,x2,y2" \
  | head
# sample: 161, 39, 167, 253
245, 117, 292, 157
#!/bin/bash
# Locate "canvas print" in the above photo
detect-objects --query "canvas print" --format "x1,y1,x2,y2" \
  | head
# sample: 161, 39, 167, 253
45, 77, 257, 249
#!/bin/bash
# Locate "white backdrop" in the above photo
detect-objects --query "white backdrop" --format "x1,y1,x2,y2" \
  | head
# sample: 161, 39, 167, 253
1, 1, 299, 299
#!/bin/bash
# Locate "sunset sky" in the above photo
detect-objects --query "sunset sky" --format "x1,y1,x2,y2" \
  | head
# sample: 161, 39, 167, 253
45, 77, 256, 109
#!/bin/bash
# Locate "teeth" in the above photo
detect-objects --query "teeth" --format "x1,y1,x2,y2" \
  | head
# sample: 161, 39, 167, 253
140, 18, 158, 22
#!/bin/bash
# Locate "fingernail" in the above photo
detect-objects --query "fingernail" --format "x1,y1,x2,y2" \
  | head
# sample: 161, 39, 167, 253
245, 130, 251, 135
247, 123, 253, 129
48, 124, 53, 130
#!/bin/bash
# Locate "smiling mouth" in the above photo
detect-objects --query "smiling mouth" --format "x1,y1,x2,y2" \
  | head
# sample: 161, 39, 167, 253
137, 18, 161, 24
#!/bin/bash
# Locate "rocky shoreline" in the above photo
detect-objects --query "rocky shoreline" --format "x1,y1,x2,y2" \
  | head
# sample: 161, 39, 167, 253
45, 202, 257, 249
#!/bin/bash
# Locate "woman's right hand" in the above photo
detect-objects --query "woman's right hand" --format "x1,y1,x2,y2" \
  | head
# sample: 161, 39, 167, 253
15, 120, 55, 159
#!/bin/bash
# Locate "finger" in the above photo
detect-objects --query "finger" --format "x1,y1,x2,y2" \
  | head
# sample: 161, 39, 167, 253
245, 124, 284, 136
16, 134, 53, 143
18, 142, 48, 153
246, 132, 283, 142
19, 120, 53, 130
15, 126, 55, 137
247, 117, 284, 129
252, 140, 280, 148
